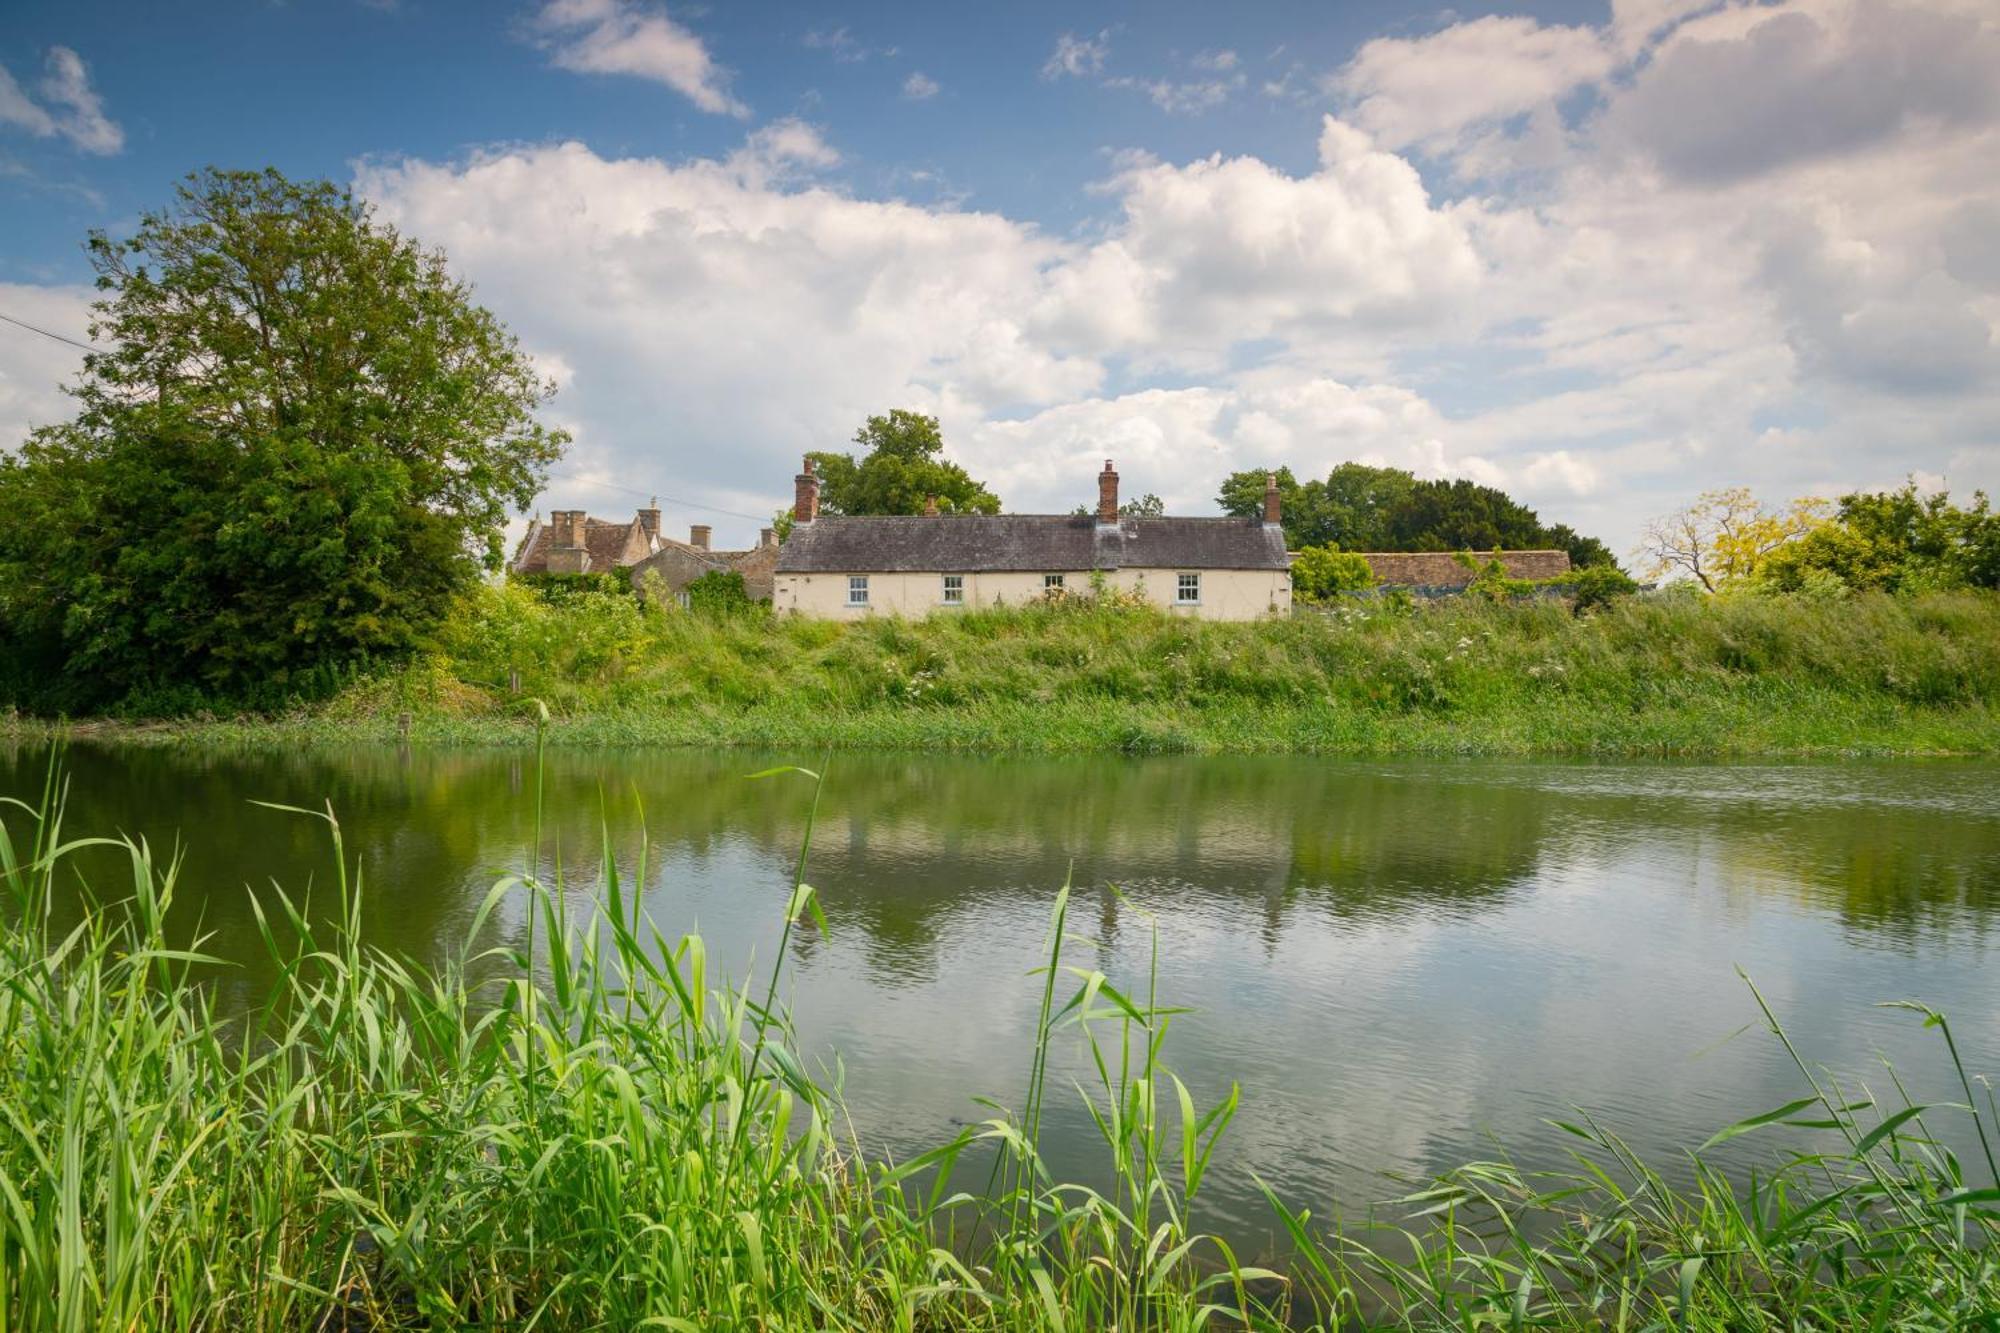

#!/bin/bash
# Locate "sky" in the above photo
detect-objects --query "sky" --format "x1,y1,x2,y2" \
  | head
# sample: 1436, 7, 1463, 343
2, 0, 1997, 553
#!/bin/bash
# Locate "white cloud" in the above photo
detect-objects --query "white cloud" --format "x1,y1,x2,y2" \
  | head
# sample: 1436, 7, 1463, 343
1105, 73, 1243, 115
1601, 0, 1999, 184
1042, 31, 1111, 81
1333, 16, 1612, 153
531, 0, 747, 117
902, 71, 940, 101
730, 117, 841, 179
0, 284, 93, 452
802, 27, 866, 63
0, 47, 123, 154
354, 138, 1104, 531
967, 378, 1505, 517
1033, 119, 1483, 367
0, 66, 58, 140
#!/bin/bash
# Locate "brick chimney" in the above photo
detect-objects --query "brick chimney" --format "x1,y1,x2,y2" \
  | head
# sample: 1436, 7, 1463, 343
637, 498, 661, 542
760, 527, 777, 548
923, 495, 939, 517
1097, 459, 1119, 526
689, 524, 712, 550
1263, 473, 1282, 527
793, 456, 820, 525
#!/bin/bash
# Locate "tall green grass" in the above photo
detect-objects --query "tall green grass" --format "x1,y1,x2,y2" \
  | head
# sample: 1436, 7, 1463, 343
2, 743, 1997, 1328
36, 583, 1998, 756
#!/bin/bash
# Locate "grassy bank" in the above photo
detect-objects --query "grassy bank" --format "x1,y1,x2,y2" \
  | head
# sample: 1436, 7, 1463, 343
2, 756, 1996, 1329
22, 584, 2000, 756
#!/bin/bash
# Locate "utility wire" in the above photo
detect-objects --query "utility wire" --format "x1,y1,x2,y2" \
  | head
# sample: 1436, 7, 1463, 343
0, 309, 101, 353
1, 308, 774, 525
545, 470, 774, 523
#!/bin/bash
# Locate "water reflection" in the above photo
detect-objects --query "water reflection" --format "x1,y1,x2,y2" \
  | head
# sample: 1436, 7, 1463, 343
4, 742, 1997, 1256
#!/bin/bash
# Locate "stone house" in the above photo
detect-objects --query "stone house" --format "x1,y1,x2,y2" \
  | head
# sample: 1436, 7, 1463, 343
1355, 549, 1572, 595
629, 524, 781, 604
774, 458, 1292, 621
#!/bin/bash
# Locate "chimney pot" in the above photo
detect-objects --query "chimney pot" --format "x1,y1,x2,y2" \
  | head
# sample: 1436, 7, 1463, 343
1097, 459, 1119, 526
1263, 473, 1282, 527
689, 524, 712, 550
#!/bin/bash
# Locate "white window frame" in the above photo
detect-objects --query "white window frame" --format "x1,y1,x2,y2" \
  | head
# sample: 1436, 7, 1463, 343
847, 575, 870, 607
1044, 573, 1065, 591
941, 573, 964, 605
1175, 572, 1201, 605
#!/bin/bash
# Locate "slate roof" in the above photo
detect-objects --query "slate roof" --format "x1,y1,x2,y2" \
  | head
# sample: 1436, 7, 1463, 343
776, 514, 1289, 574
1358, 550, 1571, 588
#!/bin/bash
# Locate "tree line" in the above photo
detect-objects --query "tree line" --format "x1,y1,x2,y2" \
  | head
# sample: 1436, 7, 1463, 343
1639, 485, 2000, 596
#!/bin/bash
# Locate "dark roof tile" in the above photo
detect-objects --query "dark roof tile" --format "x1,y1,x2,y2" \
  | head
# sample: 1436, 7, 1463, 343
776, 514, 1288, 573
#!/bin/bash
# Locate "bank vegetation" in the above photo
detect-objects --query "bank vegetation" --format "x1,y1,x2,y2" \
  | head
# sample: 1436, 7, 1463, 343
20, 583, 1994, 757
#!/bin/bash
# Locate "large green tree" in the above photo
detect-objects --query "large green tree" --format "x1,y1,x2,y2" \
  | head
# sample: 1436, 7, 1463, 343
0, 168, 566, 711
809, 410, 1000, 516
1218, 462, 1616, 568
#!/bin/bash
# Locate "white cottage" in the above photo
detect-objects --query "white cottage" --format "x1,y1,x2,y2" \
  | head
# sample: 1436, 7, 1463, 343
773, 459, 1292, 621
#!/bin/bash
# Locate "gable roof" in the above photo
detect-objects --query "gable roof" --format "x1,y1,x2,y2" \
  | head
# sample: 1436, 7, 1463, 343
776, 514, 1288, 574
511, 517, 655, 574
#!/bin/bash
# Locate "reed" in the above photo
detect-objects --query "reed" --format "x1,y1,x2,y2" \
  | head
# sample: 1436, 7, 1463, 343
1, 744, 1995, 1329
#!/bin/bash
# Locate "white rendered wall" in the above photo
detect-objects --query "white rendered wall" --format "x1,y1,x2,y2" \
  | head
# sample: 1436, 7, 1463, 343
773, 567, 1291, 621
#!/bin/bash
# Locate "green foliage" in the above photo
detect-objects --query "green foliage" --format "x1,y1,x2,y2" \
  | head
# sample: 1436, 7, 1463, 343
682, 568, 753, 617
1219, 462, 1617, 569
809, 409, 1000, 516
1760, 481, 2000, 595
1290, 544, 1376, 601
1562, 561, 1640, 612
263, 584, 2000, 758
512, 570, 630, 602
0, 168, 565, 714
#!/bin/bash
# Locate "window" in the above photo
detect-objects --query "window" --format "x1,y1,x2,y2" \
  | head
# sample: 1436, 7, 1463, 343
942, 574, 964, 605
1176, 572, 1201, 604
848, 576, 869, 607
1044, 573, 1065, 591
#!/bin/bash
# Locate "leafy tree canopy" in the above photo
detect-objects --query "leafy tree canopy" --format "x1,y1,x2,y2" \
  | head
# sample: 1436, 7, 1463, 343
1637, 488, 1832, 592
0, 168, 566, 712
1758, 482, 2000, 595
1219, 463, 1617, 569
808, 410, 1000, 517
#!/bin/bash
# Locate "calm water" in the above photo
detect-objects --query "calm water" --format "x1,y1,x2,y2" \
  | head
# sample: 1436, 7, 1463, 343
7, 743, 1999, 1258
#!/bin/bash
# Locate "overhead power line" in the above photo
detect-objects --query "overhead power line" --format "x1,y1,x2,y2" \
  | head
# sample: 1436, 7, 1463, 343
546, 470, 773, 523
0, 309, 101, 353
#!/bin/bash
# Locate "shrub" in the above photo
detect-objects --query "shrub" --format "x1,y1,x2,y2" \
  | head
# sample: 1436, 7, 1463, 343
1290, 545, 1376, 601
684, 569, 754, 617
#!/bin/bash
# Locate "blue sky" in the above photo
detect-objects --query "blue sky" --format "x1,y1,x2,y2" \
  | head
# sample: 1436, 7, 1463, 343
3, 0, 1997, 552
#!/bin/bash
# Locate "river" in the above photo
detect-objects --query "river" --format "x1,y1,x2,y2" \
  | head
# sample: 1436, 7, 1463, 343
7, 741, 1997, 1258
